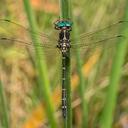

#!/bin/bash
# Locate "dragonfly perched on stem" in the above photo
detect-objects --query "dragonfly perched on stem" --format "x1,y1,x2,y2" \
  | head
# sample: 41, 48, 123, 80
0, 18, 127, 118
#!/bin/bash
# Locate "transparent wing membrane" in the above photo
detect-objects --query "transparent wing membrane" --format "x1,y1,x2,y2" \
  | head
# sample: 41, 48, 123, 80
0, 19, 127, 57
71, 35, 124, 48
0, 19, 58, 46
0, 36, 57, 48
71, 21, 127, 46
71, 35, 123, 58
0, 36, 59, 57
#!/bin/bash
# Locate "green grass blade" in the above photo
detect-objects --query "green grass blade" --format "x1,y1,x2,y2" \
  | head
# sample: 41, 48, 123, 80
99, 2, 128, 128
71, 19, 88, 127
59, 0, 72, 128
60, 0, 71, 19
23, 0, 57, 128
70, 1, 88, 126
0, 81, 9, 128
76, 51, 88, 128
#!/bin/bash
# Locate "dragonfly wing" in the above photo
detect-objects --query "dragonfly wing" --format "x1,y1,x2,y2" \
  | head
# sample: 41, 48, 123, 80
71, 35, 124, 48
70, 35, 124, 58
0, 19, 58, 47
0, 37, 59, 57
71, 20, 127, 45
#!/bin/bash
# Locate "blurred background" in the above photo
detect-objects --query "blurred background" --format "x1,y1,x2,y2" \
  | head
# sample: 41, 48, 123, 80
0, 0, 128, 128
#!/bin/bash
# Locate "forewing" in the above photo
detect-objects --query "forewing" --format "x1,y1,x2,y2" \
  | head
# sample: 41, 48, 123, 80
71, 20, 127, 46
0, 19, 58, 48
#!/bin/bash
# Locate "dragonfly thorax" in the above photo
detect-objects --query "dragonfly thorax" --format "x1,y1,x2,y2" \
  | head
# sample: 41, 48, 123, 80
57, 30, 71, 54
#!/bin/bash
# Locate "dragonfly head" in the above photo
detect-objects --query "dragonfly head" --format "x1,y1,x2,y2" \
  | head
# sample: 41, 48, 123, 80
54, 19, 73, 31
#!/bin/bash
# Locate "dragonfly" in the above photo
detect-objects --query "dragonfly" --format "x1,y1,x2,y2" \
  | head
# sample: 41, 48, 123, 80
0, 18, 127, 118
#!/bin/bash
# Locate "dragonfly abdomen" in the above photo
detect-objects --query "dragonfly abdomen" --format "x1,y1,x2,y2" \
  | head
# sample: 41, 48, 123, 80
62, 55, 67, 118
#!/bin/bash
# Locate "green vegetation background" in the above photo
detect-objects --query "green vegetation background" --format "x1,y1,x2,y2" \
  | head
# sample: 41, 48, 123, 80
0, 0, 128, 128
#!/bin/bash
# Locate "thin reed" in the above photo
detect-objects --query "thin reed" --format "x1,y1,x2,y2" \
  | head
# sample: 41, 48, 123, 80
23, 0, 57, 128
99, 1, 128, 128
60, 0, 72, 127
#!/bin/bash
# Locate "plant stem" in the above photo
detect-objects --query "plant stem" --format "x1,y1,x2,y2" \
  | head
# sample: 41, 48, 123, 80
60, 0, 71, 19
59, 0, 72, 128
99, 1, 128, 128
76, 51, 88, 128
23, 0, 57, 128
72, 20, 88, 127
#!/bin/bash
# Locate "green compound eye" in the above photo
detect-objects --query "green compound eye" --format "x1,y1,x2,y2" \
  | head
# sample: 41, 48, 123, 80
57, 22, 66, 27
56, 21, 73, 28
65, 21, 73, 27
